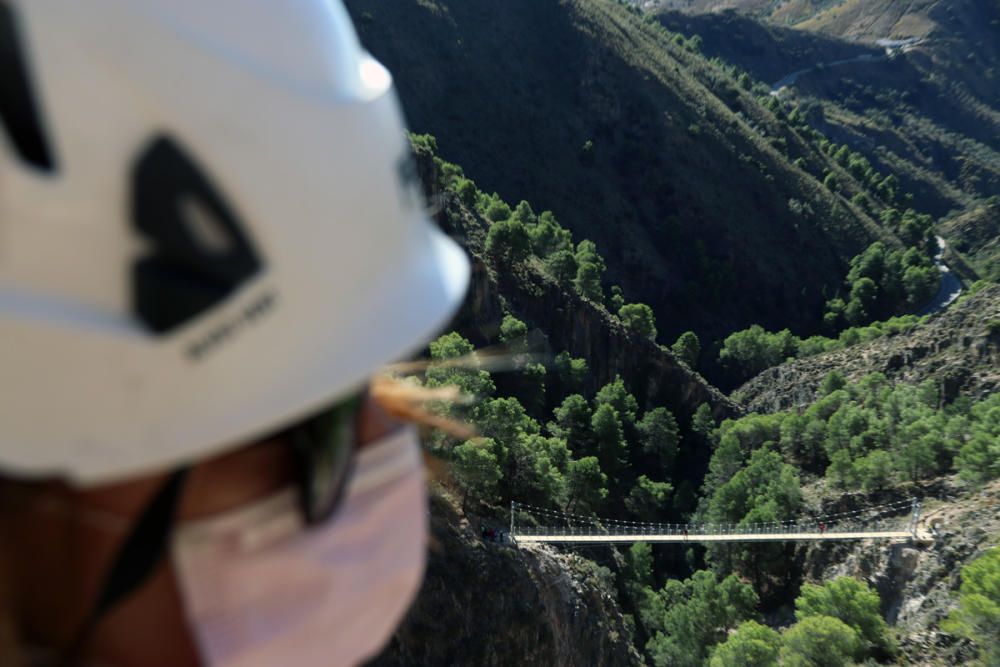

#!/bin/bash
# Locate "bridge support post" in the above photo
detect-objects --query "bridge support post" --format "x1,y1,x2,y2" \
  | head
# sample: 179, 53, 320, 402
510, 501, 515, 538
909, 498, 922, 539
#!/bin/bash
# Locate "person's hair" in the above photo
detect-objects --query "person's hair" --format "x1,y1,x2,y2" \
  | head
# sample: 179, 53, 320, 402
370, 374, 474, 439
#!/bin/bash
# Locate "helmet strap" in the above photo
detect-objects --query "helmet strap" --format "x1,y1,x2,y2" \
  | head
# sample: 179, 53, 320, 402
61, 468, 189, 666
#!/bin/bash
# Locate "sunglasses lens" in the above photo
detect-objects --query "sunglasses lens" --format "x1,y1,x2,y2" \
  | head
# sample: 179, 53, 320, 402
290, 393, 364, 525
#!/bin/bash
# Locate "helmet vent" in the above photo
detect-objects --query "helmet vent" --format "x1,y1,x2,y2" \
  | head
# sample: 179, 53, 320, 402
0, 1, 56, 170
131, 137, 262, 335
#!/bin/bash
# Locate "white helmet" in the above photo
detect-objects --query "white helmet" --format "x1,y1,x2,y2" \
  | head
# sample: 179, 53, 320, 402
0, 0, 470, 485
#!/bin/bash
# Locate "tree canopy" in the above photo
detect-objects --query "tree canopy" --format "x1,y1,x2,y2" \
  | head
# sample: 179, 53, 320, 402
779, 615, 861, 667
945, 548, 1000, 665
595, 376, 639, 426
671, 331, 701, 368
452, 440, 502, 512
644, 570, 759, 667
795, 577, 892, 658
619, 302, 658, 340
709, 620, 781, 667
638, 407, 680, 473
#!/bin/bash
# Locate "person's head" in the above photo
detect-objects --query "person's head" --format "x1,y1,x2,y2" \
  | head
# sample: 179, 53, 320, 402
0, 1, 470, 665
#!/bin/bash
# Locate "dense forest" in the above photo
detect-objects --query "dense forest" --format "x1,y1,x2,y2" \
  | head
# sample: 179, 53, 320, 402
341, 0, 1000, 665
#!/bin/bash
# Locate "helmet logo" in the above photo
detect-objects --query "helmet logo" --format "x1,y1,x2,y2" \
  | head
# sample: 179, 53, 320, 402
0, 1, 57, 170
131, 137, 263, 334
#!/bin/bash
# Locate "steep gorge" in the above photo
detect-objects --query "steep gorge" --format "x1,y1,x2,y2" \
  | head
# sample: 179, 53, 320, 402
352, 1, 1000, 664
736, 284, 1000, 413
345, 0, 894, 343
650, 1, 1000, 263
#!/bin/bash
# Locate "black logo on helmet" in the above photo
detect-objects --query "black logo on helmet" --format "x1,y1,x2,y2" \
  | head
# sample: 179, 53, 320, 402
131, 136, 262, 334
0, 1, 56, 170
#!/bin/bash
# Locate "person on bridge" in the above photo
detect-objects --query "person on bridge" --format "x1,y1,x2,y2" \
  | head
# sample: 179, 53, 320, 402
0, 1, 470, 666
819, 521, 827, 534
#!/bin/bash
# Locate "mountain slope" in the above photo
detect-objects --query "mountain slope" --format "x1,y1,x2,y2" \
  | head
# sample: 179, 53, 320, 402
371, 491, 642, 666
647, 0, 845, 24
940, 200, 1000, 281
802, 476, 1000, 665
652, 0, 1000, 266
410, 135, 740, 489
735, 284, 1000, 413
345, 0, 893, 342
342, 4, 1000, 664
648, 9, 878, 83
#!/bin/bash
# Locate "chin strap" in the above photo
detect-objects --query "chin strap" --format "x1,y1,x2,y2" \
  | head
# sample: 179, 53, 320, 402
62, 469, 189, 666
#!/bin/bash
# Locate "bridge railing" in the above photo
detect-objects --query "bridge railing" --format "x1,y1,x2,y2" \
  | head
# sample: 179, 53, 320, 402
513, 522, 905, 538
509, 498, 919, 539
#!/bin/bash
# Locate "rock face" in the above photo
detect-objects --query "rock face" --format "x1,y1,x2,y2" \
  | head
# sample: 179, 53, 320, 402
366, 146, 703, 667
453, 242, 740, 427
736, 284, 1000, 414
941, 201, 1000, 282
801, 477, 1000, 665
369, 493, 643, 666
415, 142, 741, 429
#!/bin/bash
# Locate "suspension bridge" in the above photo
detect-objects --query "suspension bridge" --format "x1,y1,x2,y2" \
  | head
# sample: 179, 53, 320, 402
509, 498, 931, 545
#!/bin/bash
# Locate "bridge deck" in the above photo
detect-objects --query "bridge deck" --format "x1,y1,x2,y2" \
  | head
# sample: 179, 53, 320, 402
514, 531, 918, 544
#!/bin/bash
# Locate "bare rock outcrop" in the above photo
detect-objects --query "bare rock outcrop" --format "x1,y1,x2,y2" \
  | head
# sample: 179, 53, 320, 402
737, 285, 1000, 414
370, 493, 642, 666
801, 477, 1000, 665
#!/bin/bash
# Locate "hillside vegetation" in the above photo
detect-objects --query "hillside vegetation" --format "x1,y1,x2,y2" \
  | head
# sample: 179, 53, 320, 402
648, 0, 844, 24
651, 0, 1000, 294
390, 132, 990, 667
648, 0, 978, 38
941, 199, 1000, 281
659, 4, 1000, 208
345, 0, 902, 344
343, 2, 1000, 665
736, 283, 1000, 412
391, 114, 999, 667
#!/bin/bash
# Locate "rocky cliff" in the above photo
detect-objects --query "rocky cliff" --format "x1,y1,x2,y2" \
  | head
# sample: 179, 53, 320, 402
735, 284, 1000, 414
366, 140, 738, 667
801, 476, 1000, 665
415, 141, 742, 428
369, 491, 643, 666
731, 281, 1000, 663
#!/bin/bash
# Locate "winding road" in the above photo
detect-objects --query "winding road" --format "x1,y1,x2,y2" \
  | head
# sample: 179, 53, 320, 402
770, 53, 884, 93
770, 38, 924, 94
766, 40, 960, 315
917, 236, 963, 316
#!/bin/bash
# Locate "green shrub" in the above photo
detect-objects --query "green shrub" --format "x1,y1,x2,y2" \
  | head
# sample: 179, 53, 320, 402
709, 621, 781, 667
794, 577, 893, 658
780, 616, 861, 667
619, 302, 658, 340
944, 548, 1000, 665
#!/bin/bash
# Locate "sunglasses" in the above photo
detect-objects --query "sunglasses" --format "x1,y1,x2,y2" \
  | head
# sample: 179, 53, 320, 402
287, 391, 365, 526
